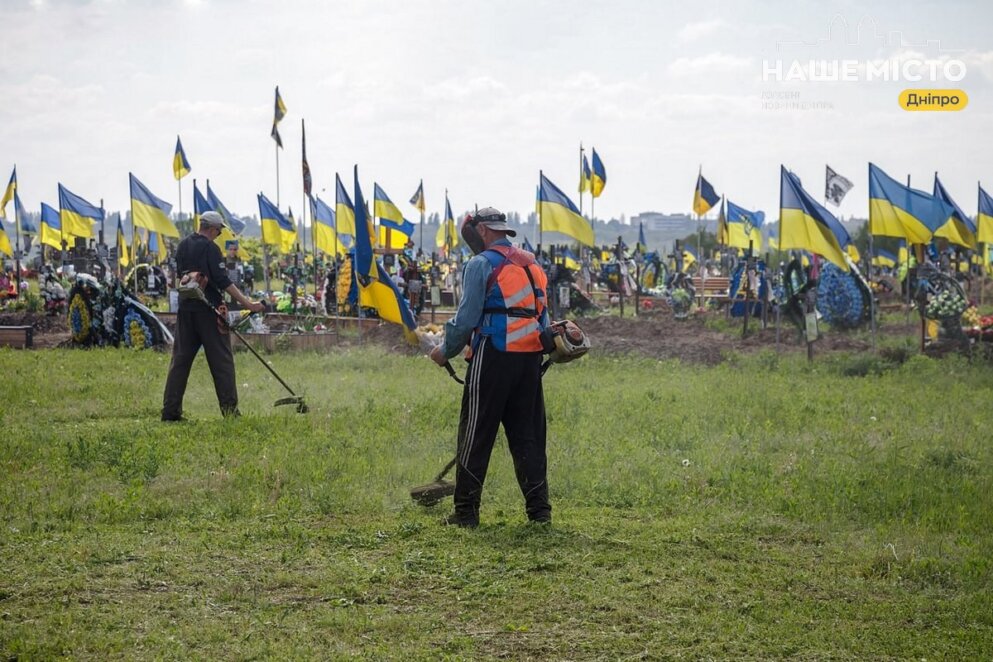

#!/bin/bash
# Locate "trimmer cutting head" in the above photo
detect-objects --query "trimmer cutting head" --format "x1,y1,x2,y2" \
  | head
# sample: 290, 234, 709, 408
274, 396, 309, 413
409, 479, 455, 507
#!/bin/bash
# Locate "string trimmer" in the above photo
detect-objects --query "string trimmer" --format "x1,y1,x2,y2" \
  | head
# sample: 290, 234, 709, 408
178, 272, 308, 414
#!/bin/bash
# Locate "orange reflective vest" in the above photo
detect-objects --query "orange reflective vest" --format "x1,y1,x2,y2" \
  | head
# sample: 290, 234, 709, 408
475, 245, 549, 353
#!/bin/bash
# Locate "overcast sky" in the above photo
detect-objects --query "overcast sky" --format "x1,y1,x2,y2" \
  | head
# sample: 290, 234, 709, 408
2, 0, 992, 230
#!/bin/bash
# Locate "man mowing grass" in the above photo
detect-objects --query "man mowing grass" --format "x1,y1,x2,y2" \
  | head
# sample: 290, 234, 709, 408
430, 207, 552, 528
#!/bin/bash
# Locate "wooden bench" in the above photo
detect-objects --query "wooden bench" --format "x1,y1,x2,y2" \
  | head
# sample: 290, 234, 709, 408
0, 325, 33, 349
691, 276, 731, 303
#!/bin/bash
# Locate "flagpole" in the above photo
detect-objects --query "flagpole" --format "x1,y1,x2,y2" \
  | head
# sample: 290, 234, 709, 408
538, 172, 544, 253
578, 143, 584, 216
177, 177, 183, 233
14, 189, 21, 301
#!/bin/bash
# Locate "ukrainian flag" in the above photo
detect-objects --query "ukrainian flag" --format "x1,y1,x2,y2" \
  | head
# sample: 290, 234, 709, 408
129, 174, 178, 238
538, 173, 594, 246
117, 216, 130, 268
725, 199, 764, 250
868, 163, 953, 243
311, 195, 346, 257
561, 246, 580, 270
173, 136, 191, 180
193, 181, 213, 219
591, 149, 606, 198
147, 230, 167, 264
352, 166, 375, 280
979, 184, 993, 244
579, 154, 591, 194
39, 202, 64, 250
636, 222, 648, 254
779, 165, 850, 271
409, 180, 426, 213
436, 194, 458, 252
14, 192, 35, 235
1, 167, 15, 219
258, 192, 296, 253
194, 182, 237, 256
352, 167, 416, 329
693, 171, 720, 216
206, 183, 246, 235
872, 249, 897, 268
335, 173, 357, 238
933, 175, 976, 248
379, 218, 414, 250
373, 183, 405, 224
0, 216, 12, 257
58, 183, 100, 239
682, 247, 697, 272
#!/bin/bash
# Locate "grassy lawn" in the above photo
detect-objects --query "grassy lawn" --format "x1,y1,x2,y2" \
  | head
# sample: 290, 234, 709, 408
1, 345, 992, 658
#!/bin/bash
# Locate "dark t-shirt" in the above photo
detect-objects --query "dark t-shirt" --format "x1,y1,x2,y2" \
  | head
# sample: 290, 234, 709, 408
176, 233, 233, 311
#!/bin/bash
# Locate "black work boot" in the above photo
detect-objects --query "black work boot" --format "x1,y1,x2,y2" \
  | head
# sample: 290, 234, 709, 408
442, 512, 479, 529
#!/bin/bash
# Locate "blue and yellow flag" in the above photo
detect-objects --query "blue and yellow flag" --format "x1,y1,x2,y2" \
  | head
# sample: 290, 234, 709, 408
379, 218, 414, 250
193, 181, 213, 219
933, 175, 976, 248
636, 222, 648, 254
0, 216, 12, 257
271, 86, 287, 148
436, 194, 458, 252
579, 153, 591, 194
351, 167, 416, 329
58, 183, 100, 239
198, 183, 245, 257
779, 165, 850, 271
258, 192, 296, 253
147, 230, 167, 264
591, 149, 606, 198
173, 136, 191, 181
725, 199, 764, 250
353, 166, 375, 280
14, 192, 35, 235
39, 202, 63, 250
117, 215, 130, 268
409, 180, 426, 213
311, 195, 346, 257
206, 182, 246, 235
1, 167, 16, 219
373, 183, 405, 224
560, 246, 580, 270
335, 173, 357, 238
979, 184, 993, 245
868, 163, 953, 243
129, 173, 178, 238
682, 246, 697, 272
872, 249, 897, 268
693, 171, 720, 216
538, 173, 594, 246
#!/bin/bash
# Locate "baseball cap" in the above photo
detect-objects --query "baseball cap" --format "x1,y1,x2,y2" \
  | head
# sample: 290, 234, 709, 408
474, 206, 516, 237
200, 211, 228, 229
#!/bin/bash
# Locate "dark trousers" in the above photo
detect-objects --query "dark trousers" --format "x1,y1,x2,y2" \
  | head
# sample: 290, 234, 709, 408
162, 309, 238, 419
454, 338, 550, 521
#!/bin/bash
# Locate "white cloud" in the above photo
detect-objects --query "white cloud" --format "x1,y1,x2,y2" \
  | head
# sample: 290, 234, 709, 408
676, 19, 725, 43
667, 53, 754, 77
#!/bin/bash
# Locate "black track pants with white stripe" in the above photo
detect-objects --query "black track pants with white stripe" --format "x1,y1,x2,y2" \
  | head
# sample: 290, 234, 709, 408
453, 337, 550, 521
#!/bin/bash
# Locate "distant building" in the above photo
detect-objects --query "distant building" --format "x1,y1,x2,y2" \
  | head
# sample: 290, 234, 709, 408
630, 211, 704, 234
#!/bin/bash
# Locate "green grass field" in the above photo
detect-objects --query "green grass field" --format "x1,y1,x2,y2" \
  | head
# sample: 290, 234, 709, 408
2, 345, 992, 659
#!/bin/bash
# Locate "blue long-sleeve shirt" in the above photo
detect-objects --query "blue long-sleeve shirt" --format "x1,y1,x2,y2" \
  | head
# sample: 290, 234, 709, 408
441, 238, 511, 359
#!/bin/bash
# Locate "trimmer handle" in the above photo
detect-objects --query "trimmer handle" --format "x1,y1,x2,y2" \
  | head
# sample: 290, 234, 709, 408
443, 361, 465, 384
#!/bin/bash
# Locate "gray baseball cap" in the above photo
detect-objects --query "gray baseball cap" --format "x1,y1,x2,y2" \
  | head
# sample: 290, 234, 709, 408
200, 211, 228, 229
474, 206, 516, 237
